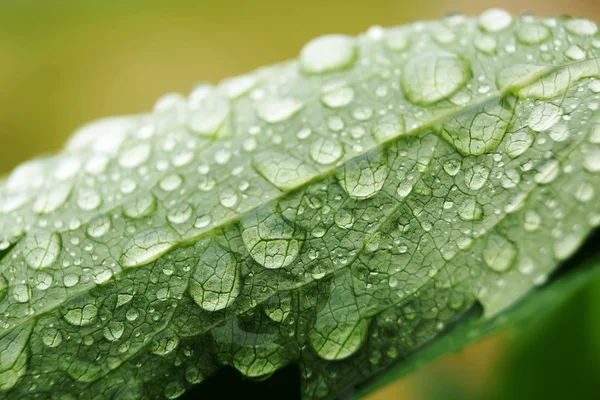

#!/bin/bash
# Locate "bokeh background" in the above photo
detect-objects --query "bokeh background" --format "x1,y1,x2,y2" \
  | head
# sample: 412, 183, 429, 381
1, 1, 599, 399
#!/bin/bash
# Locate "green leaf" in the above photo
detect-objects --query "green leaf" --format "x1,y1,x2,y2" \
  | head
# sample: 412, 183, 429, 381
1, 9, 599, 400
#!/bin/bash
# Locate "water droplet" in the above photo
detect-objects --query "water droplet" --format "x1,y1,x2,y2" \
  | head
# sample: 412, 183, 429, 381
309, 318, 369, 360
396, 181, 413, 198
159, 174, 183, 192
240, 207, 303, 269
309, 138, 343, 165
478, 9, 513, 32
123, 195, 157, 219
385, 28, 409, 51
253, 151, 316, 190
219, 188, 239, 209
33, 183, 72, 214
120, 228, 180, 268
24, 231, 61, 269
496, 64, 546, 92
527, 103, 562, 132
583, 146, 600, 172
167, 203, 193, 224
464, 164, 490, 190
87, 216, 112, 238
320, 84, 355, 108
188, 96, 230, 137
483, 234, 517, 272
300, 34, 357, 74
12, 284, 31, 303
263, 294, 292, 322
189, 243, 240, 311
474, 35, 497, 54
372, 115, 405, 142
337, 151, 388, 199
334, 209, 355, 229
118, 143, 151, 168
256, 98, 303, 123
505, 129, 534, 158
515, 23, 550, 45
564, 18, 598, 36
402, 51, 472, 106
574, 182, 594, 202
564, 45, 586, 60
554, 232, 584, 261
151, 329, 180, 355
63, 303, 99, 326
76, 188, 102, 211
458, 198, 483, 221
534, 160, 560, 184
42, 327, 63, 348
194, 215, 212, 229
103, 321, 125, 342
441, 102, 510, 155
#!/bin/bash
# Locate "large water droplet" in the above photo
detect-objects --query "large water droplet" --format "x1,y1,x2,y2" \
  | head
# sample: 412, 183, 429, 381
256, 98, 303, 123
240, 207, 303, 269
320, 83, 355, 108
62, 303, 99, 326
337, 151, 388, 199
33, 183, 72, 214
402, 52, 472, 106
515, 23, 550, 45
372, 115, 405, 142
564, 18, 598, 36
458, 198, 483, 221
24, 231, 62, 269
120, 228, 180, 268
151, 329, 180, 355
118, 143, 151, 168
123, 195, 157, 219
441, 102, 511, 156
527, 103, 562, 132
41, 327, 63, 348
478, 9, 513, 32
103, 321, 125, 342
309, 138, 343, 165
76, 188, 102, 211
188, 96, 230, 138
253, 151, 316, 190
483, 234, 517, 272
299, 34, 357, 74
464, 164, 490, 190
189, 243, 240, 311
309, 318, 369, 361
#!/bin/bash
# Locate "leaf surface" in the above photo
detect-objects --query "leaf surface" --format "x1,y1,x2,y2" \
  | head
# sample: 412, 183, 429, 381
0, 10, 599, 400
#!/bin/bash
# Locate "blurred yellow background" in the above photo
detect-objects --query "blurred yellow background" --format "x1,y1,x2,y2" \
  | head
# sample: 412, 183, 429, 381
0, 1, 598, 399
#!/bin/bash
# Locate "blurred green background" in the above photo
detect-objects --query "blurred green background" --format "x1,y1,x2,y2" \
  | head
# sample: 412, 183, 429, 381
1, 1, 599, 399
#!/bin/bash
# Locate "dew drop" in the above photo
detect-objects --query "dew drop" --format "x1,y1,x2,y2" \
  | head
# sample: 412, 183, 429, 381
123, 195, 156, 219
253, 151, 316, 190
337, 151, 388, 199
42, 327, 63, 348
320, 83, 355, 108
118, 143, 151, 169
256, 98, 303, 123
103, 321, 125, 342
478, 9, 513, 32
300, 34, 357, 74
402, 51, 471, 106
309, 138, 343, 165
24, 231, 61, 270
63, 303, 99, 326
120, 228, 180, 268
483, 234, 517, 272
240, 207, 303, 269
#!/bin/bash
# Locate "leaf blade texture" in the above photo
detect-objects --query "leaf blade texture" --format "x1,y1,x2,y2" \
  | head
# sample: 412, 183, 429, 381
0, 9, 599, 399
